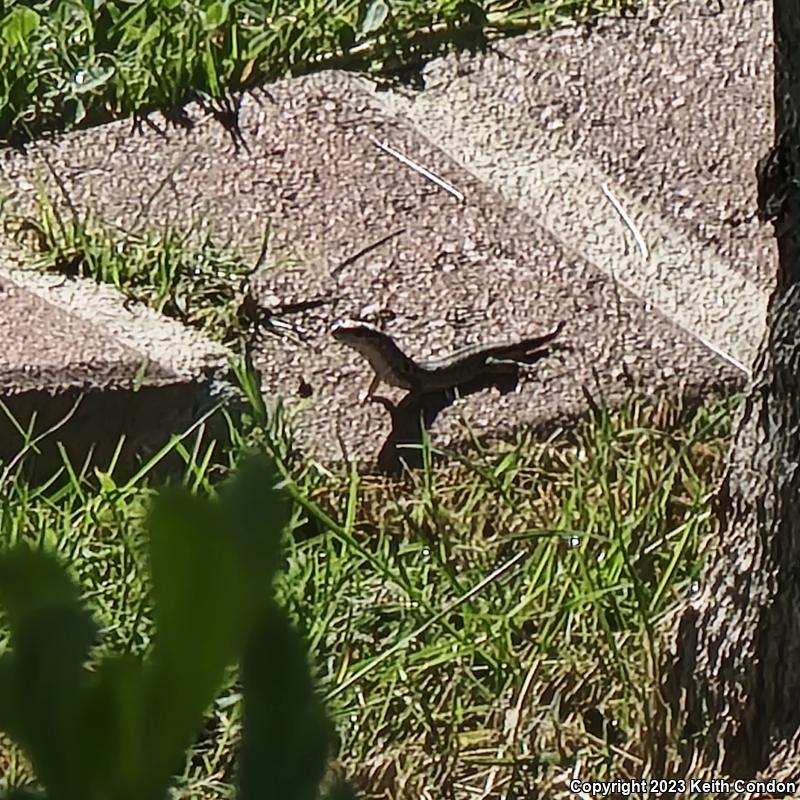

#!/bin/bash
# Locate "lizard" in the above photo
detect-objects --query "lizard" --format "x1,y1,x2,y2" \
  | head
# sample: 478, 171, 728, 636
331, 319, 565, 402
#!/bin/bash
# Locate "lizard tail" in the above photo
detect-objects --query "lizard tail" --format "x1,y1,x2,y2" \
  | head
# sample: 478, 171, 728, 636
495, 320, 566, 362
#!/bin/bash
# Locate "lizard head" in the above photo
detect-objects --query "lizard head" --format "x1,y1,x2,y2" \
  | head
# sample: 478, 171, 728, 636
330, 319, 386, 350
330, 319, 413, 380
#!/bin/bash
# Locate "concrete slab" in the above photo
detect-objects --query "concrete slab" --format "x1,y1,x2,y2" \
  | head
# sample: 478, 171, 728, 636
0, 244, 230, 477
0, 0, 772, 467
378, 0, 773, 369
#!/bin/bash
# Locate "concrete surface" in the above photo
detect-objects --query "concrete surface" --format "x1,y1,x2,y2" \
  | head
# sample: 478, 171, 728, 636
0, 0, 775, 469
0, 242, 230, 477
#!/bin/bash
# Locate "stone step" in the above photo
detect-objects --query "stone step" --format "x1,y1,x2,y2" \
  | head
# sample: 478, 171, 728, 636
0, 249, 230, 478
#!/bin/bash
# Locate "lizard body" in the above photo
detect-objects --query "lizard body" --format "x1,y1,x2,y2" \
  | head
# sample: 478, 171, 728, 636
332, 320, 564, 401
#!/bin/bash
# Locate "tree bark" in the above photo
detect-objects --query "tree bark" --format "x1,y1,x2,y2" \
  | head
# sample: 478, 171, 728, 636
662, 0, 800, 781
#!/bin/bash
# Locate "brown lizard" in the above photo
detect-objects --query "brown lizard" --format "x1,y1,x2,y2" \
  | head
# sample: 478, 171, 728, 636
332, 319, 565, 402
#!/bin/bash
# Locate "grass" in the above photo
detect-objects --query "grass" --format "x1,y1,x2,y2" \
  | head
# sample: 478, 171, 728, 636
4, 187, 264, 346
281, 394, 733, 795
0, 375, 737, 797
0, 0, 638, 146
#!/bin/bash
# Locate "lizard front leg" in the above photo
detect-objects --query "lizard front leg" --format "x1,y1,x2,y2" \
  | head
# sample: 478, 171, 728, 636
358, 372, 382, 404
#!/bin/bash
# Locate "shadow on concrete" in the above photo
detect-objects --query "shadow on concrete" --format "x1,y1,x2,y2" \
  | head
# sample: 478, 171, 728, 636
0, 382, 234, 485
373, 353, 557, 474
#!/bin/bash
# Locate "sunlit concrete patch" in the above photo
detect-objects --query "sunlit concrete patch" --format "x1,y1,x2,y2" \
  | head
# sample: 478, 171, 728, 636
375, 58, 769, 375
0, 246, 229, 384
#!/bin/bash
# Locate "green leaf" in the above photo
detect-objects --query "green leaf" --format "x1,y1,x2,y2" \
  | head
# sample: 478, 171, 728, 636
0, 456, 294, 800
0, 7, 40, 49
202, 0, 229, 30
142, 488, 244, 782
0, 548, 97, 799
137, 20, 162, 49
360, 0, 389, 35
216, 454, 289, 611
141, 454, 289, 790
203, 41, 221, 95
238, 608, 330, 800
78, 655, 147, 797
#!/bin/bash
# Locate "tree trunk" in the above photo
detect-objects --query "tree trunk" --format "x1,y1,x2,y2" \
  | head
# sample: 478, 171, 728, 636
662, 0, 800, 781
